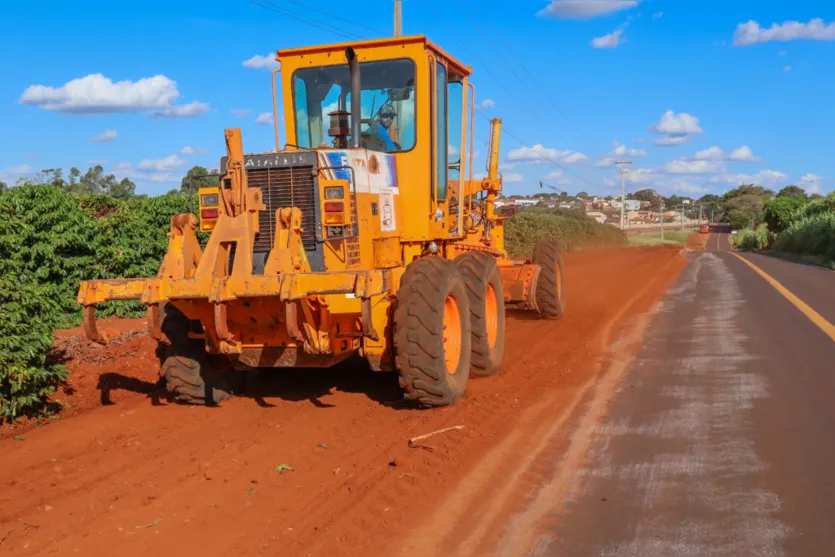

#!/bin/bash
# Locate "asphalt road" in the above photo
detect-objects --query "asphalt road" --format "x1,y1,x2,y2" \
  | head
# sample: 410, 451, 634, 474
536, 233, 835, 557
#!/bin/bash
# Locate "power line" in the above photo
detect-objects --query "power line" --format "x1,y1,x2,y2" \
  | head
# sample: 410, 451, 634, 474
466, 0, 598, 150
417, 0, 540, 115
282, 0, 388, 36
475, 108, 602, 190
452, 0, 586, 147
248, 0, 364, 41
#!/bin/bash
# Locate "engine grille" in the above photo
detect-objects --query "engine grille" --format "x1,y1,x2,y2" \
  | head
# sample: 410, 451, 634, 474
246, 166, 317, 252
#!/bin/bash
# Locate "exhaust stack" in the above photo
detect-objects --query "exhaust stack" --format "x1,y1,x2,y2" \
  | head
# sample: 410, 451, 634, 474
346, 47, 362, 149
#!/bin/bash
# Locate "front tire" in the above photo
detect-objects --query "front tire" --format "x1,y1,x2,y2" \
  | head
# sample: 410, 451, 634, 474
158, 303, 235, 406
394, 256, 471, 407
532, 240, 566, 319
455, 252, 506, 377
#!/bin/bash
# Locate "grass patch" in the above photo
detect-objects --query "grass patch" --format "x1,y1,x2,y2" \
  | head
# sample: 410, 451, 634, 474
626, 230, 691, 246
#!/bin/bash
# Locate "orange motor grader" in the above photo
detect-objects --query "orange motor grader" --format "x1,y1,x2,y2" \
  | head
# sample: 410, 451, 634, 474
76, 35, 565, 407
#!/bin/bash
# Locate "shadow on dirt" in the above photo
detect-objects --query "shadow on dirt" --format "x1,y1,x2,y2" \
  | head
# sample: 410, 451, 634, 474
96, 373, 164, 406
239, 356, 406, 409
94, 355, 406, 410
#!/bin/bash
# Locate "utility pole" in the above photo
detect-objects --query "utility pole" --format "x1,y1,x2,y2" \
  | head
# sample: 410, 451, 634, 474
659, 196, 665, 242
394, 0, 402, 37
615, 161, 632, 230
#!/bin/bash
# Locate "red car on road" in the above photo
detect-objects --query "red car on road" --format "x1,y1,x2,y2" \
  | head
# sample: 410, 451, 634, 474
699, 225, 710, 234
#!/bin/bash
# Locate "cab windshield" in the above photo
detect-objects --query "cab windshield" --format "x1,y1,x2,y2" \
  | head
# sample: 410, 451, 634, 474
292, 59, 416, 152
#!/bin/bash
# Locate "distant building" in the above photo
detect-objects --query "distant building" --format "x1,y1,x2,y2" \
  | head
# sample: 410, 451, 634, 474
586, 211, 607, 224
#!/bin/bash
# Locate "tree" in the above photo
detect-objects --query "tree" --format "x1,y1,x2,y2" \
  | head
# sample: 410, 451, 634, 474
181, 166, 220, 193
776, 185, 808, 200
633, 188, 658, 202
763, 196, 806, 233
0, 181, 7, 194
576, 191, 589, 199
108, 177, 137, 199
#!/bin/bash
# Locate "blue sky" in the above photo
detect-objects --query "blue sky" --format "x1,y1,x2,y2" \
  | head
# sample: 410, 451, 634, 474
0, 0, 833, 197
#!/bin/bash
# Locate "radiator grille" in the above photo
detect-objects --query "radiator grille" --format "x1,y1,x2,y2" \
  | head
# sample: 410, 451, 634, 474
246, 166, 317, 251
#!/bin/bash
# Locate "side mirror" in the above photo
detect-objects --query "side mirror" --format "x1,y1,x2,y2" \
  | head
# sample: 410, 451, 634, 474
387, 87, 411, 101
497, 205, 519, 217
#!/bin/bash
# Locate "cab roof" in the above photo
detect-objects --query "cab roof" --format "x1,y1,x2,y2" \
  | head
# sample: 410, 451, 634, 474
276, 35, 472, 77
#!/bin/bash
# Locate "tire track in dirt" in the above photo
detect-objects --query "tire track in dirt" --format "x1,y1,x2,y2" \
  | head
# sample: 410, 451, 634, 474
0, 246, 686, 557
396, 247, 685, 557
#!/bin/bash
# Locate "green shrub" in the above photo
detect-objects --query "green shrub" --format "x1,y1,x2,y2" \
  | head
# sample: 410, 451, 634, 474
732, 227, 768, 251
0, 186, 101, 420
774, 211, 835, 260
800, 192, 835, 218
504, 211, 626, 257
0, 187, 199, 421
763, 196, 806, 234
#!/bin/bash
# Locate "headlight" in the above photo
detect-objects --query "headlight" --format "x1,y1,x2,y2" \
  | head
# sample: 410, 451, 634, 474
324, 186, 344, 200
201, 193, 219, 206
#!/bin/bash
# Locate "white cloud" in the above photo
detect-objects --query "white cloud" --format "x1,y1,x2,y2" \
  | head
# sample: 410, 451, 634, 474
779, 50, 787, 56
710, 169, 788, 187
539, 0, 639, 19
597, 143, 647, 167
693, 145, 761, 162
19, 74, 208, 118
500, 162, 516, 170
230, 108, 251, 118
783, 65, 792, 72
652, 11, 663, 20
592, 29, 625, 48
0, 164, 36, 184
650, 111, 704, 146
694, 146, 724, 160
626, 167, 663, 184
255, 112, 275, 125
112, 154, 188, 184
654, 135, 691, 146
503, 172, 525, 183
89, 129, 117, 143
545, 171, 563, 179
799, 173, 824, 184
152, 101, 209, 118
728, 146, 760, 161
481, 99, 495, 109
612, 142, 646, 157
652, 177, 706, 194
651, 110, 703, 135
734, 19, 835, 47
664, 159, 724, 174
242, 53, 280, 70
798, 173, 824, 194
180, 146, 208, 155
507, 144, 588, 165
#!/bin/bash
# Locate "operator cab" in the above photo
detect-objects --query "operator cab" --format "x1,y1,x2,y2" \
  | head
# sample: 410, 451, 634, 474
293, 59, 416, 153
276, 36, 477, 243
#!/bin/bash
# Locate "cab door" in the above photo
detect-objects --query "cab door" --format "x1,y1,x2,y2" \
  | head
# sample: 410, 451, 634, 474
428, 56, 468, 240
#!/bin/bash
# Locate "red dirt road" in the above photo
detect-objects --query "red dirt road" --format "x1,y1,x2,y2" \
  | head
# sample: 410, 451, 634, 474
0, 246, 685, 556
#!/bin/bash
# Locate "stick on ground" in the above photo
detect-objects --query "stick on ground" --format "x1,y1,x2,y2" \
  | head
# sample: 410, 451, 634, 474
408, 425, 465, 449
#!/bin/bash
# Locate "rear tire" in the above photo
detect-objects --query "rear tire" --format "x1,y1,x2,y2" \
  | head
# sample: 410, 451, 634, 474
532, 240, 566, 319
158, 304, 235, 406
455, 252, 506, 377
394, 256, 471, 407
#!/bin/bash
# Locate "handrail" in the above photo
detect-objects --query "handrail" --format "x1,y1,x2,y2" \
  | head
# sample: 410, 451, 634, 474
467, 81, 475, 218
428, 52, 438, 217
271, 62, 282, 152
